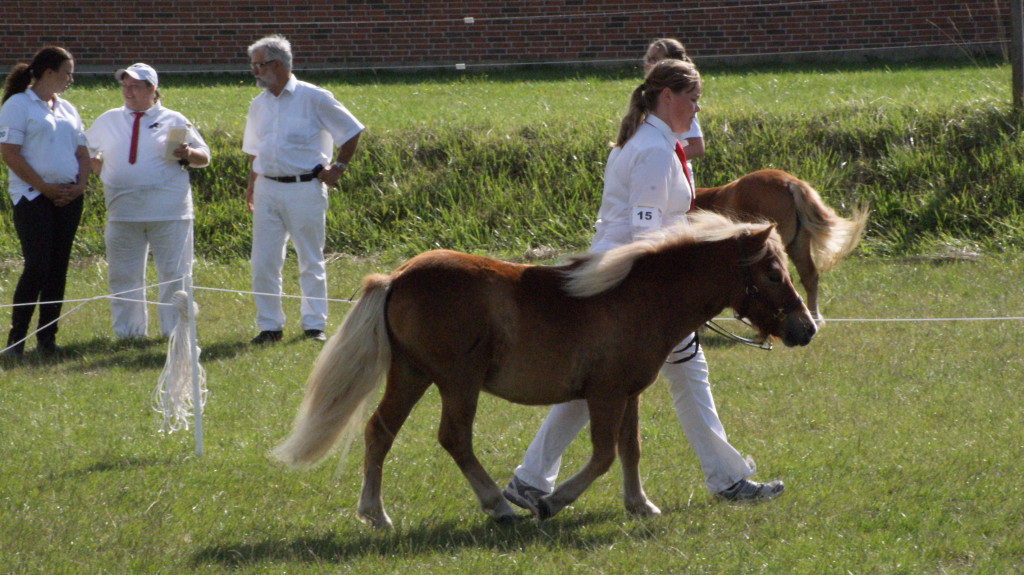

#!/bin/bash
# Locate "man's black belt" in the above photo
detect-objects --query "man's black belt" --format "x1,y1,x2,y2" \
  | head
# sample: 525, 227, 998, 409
263, 164, 323, 183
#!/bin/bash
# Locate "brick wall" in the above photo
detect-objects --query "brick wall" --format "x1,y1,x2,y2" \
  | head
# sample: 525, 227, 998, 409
2, 0, 1010, 73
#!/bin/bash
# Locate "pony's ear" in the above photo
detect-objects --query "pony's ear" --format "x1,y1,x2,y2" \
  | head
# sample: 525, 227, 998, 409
743, 223, 775, 249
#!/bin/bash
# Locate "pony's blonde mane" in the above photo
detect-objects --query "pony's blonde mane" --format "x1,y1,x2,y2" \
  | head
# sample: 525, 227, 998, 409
562, 211, 779, 298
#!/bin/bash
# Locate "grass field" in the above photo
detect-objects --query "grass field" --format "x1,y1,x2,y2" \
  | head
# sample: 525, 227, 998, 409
2, 59, 1024, 573
1, 59, 1021, 260
1, 254, 1022, 573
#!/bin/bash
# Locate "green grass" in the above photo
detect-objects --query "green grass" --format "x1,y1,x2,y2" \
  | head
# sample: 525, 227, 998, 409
1, 254, 1023, 573
1, 59, 1021, 261
2, 59, 1024, 573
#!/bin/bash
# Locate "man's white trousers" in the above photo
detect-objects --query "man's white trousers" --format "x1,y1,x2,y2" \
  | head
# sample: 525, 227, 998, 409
250, 177, 328, 332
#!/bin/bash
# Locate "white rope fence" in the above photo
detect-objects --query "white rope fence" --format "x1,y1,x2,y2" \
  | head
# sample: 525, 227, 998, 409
1, 275, 1022, 459
794, 316, 1024, 322
151, 290, 206, 437
0, 276, 209, 454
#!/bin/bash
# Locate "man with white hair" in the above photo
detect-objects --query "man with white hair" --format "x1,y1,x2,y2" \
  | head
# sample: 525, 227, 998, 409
243, 35, 364, 344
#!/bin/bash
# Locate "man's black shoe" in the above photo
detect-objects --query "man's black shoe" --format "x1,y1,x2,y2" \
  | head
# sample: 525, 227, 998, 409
251, 330, 284, 345
304, 329, 327, 342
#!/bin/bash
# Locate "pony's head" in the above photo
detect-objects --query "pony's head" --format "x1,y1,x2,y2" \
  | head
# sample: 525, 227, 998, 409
724, 215, 817, 347
560, 211, 816, 347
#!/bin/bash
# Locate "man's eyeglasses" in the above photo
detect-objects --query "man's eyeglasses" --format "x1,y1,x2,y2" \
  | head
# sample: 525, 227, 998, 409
251, 59, 277, 70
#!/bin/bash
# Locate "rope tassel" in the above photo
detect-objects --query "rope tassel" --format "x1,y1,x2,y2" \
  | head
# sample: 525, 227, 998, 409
152, 290, 207, 434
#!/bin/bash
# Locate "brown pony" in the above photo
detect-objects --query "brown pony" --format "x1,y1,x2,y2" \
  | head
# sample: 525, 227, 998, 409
696, 169, 868, 324
273, 213, 816, 528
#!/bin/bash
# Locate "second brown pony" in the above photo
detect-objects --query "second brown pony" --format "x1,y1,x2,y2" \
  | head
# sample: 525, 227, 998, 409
273, 213, 816, 528
696, 169, 868, 324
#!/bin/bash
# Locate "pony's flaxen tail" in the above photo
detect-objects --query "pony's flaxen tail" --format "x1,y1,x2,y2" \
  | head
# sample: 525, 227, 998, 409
272, 274, 393, 468
789, 179, 869, 273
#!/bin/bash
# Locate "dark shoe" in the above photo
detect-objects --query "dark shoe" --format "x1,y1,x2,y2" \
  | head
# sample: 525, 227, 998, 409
1, 343, 25, 360
38, 341, 62, 357
716, 478, 785, 502
250, 330, 283, 345
503, 476, 549, 516
303, 329, 327, 342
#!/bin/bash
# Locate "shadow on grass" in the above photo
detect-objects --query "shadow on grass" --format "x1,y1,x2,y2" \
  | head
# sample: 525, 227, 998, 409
54, 336, 173, 371
1, 336, 166, 371
190, 510, 648, 567
195, 339, 255, 362
0, 334, 280, 371
58, 455, 180, 480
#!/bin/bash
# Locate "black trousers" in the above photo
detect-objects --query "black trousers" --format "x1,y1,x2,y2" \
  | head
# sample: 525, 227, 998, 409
7, 194, 83, 347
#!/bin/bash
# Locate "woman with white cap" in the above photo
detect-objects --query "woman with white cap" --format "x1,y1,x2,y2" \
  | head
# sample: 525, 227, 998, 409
86, 63, 210, 339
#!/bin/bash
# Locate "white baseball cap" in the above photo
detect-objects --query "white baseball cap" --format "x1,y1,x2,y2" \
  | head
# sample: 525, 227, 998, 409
115, 63, 158, 88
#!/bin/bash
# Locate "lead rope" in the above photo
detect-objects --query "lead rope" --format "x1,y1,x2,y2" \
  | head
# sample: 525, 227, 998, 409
664, 317, 775, 366
666, 332, 701, 364
704, 319, 774, 351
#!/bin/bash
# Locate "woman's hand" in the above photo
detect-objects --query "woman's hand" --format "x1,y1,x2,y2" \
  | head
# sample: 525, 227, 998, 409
172, 143, 191, 164
49, 182, 83, 207
35, 182, 63, 201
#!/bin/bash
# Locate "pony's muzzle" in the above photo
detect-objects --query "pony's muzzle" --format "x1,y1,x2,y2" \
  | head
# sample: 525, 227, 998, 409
780, 310, 817, 347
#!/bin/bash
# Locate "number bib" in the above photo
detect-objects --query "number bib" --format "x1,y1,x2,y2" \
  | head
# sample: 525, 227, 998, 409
632, 206, 662, 231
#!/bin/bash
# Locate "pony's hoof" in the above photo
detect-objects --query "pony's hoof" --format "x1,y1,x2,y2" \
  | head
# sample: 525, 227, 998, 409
626, 500, 662, 518
356, 509, 393, 530
492, 513, 520, 525
536, 497, 555, 520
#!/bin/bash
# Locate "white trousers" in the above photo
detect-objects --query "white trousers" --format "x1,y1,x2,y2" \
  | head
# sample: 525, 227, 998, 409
105, 219, 193, 338
251, 177, 329, 332
514, 333, 755, 494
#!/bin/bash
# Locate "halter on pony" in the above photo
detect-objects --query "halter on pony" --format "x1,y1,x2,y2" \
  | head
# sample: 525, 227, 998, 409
668, 236, 805, 361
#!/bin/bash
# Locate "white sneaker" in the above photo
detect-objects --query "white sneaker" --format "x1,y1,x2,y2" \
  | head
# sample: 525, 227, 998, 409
502, 476, 549, 515
716, 479, 785, 502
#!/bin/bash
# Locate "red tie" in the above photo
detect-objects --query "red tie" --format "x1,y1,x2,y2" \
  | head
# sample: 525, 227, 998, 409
674, 140, 695, 212
128, 111, 144, 164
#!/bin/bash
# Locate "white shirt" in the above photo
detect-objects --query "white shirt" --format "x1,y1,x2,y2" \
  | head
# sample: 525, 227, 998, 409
592, 115, 693, 252
242, 75, 364, 177
86, 103, 209, 221
0, 89, 87, 204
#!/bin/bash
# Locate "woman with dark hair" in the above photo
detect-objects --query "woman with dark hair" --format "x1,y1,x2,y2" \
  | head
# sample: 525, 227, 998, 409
0, 46, 89, 358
